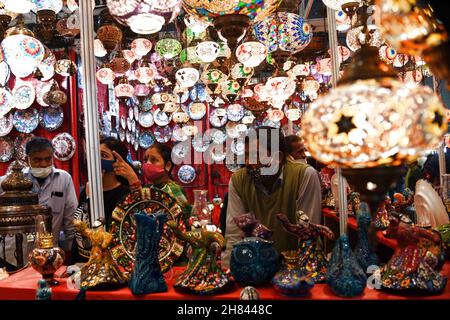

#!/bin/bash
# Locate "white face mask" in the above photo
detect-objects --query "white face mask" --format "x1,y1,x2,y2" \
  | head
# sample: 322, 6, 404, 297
29, 163, 53, 179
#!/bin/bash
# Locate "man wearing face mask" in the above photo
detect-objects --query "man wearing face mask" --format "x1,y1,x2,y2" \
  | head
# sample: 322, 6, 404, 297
222, 127, 322, 268
0, 137, 78, 268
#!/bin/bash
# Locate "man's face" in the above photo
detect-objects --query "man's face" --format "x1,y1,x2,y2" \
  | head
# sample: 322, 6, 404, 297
290, 139, 306, 160
244, 137, 282, 177
28, 149, 53, 168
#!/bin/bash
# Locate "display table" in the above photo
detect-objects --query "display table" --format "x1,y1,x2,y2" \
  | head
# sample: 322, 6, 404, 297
0, 264, 450, 300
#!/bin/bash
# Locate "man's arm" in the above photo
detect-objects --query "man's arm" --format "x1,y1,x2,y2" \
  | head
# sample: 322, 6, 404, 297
62, 175, 78, 251
297, 166, 322, 225
221, 178, 246, 269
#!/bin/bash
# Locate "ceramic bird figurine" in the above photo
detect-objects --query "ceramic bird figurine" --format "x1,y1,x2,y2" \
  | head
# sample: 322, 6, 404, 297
276, 212, 335, 283
233, 213, 273, 240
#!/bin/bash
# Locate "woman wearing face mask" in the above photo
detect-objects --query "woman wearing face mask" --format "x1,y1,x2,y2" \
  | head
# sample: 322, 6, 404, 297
71, 137, 139, 264
141, 143, 191, 223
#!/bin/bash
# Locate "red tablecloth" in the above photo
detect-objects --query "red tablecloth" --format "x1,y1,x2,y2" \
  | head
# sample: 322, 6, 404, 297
1, 265, 450, 300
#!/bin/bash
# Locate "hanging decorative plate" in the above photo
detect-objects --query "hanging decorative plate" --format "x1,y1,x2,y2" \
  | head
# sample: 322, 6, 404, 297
210, 147, 227, 162
177, 164, 196, 184
231, 139, 245, 156
192, 135, 210, 153
0, 114, 13, 137
110, 186, 185, 276
153, 109, 171, 126
153, 126, 172, 143
130, 132, 135, 145
172, 142, 189, 163
128, 106, 134, 121
52, 132, 76, 161
35, 81, 53, 107
172, 125, 188, 142
119, 127, 126, 142
39, 106, 64, 131
139, 131, 155, 149
209, 128, 227, 144
127, 117, 132, 131
13, 108, 39, 133
120, 115, 126, 129
188, 101, 207, 120
0, 61, 10, 87
134, 104, 139, 120
14, 133, 35, 160
134, 140, 139, 151
209, 108, 228, 128
12, 81, 35, 110
227, 103, 245, 122
126, 130, 132, 143
0, 87, 13, 117
0, 137, 13, 163
138, 111, 154, 128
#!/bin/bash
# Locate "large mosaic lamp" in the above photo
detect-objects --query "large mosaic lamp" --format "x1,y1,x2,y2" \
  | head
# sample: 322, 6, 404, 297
106, 0, 182, 34
1, 18, 45, 78
301, 41, 447, 257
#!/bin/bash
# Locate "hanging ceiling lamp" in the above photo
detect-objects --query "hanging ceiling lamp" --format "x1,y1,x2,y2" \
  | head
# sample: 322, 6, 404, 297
96, 10, 123, 53
109, 50, 131, 75
155, 38, 182, 60
175, 64, 199, 88
134, 59, 158, 84
94, 39, 107, 58
55, 56, 76, 77
322, 0, 362, 12
114, 76, 134, 102
3, 0, 34, 14
96, 65, 115, 85
184, 14, 209, 34
195, 40, 220, 63
131, 38, 152, 58
301, 41, 447, 169
106, 0, 181, 35
1, 18, 45, 78
235, 29, 268, 68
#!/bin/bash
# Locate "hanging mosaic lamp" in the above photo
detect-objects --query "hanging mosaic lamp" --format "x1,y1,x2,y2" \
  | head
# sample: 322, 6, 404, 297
155, 38, 182, 59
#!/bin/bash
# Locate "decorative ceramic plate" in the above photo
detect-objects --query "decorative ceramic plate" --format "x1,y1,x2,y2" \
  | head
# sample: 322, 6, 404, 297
153, 126, 172, 143
153, 109, 171, 126
177, 164, 196, 184
227, 103, 245, 122
120, 115, 126, 129
192, 135, 210, 153
134, 104, 139, 120
210, 147, 227, 162
126, 130, 132, 143
14, 133, 35, 160
134, 140, 139, 151
127, 117, 132, 132
119, 128, 126, 142
0, 137, 13, 162
52, 132, 76, 161
172, 142, 190, 163
209, 128, 227, 144
35, 82, 53, 107
138, 111, 154, 128
231, 139, 245, 156
0, 113, 14, 137
13, 108, 39, 133
110, 187, 185, 276
0, 87, 13, 117
12, 81, 35, 110
130, 132, 136, 145
128, 106, 134, 121
139, 131, 155, 149
209, 108, 228, 128
131, 119, 136, 133
39, 106, 64, 131
172, 125, 188, 142
0, 61, 10, 87
188, 101, 207, 120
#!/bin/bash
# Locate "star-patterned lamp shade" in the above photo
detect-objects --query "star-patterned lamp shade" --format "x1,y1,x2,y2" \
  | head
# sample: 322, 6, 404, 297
253, 12, 313, 54
182, 0, 282, 23
375, 0, 448, 56
301, 78, 447, 168
106, 0, 181, 34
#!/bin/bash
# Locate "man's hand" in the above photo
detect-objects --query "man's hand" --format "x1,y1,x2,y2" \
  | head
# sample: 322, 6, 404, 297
111, 151, 140, 185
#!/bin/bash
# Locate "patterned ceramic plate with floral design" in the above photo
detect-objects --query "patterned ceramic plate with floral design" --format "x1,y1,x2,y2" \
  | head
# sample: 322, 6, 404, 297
153, 125, 172, 143
138, 111, 154, 128
12, 81, 35, 110
140, 97, 153, 111
177, 164, 196, 184
0, 137, 13, 162
14, 133, 35, 160
13, 108, 39, 133
153, 109, 171, 126
35, 81, 53, 107
39, 106, 64, 131
226, 103, 245, 122
172, 142, 189, 163
0, 113, 13, 137
52, 132, 76, 161
110, 186, 185, 276
0, 87, 13, 117
139, 131, 155, 149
